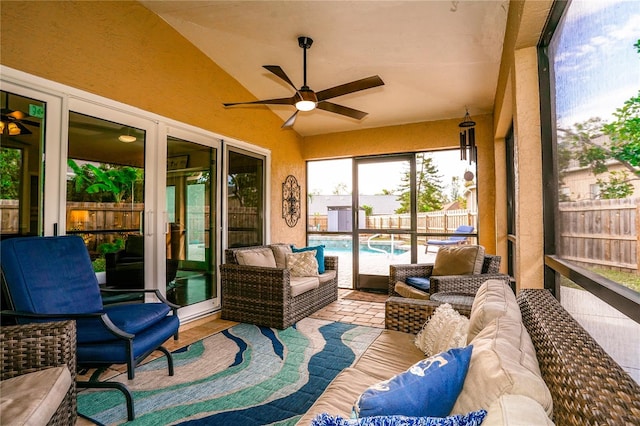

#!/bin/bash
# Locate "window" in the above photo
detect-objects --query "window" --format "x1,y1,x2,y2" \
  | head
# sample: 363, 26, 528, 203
541, 0, 639, 383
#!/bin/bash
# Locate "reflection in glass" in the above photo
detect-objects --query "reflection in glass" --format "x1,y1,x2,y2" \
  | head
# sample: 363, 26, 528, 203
166, 137, 216, 307
66, 112, 145, 294
227, 149, 264, 248
0, 91, 45, 237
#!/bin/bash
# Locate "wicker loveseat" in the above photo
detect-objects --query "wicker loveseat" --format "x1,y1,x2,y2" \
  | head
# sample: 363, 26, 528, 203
299, 281, 640, 425
220, 244, 338, 329
0, 321, 77, 425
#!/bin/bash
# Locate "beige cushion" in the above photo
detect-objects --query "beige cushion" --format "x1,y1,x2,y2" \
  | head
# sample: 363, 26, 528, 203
353, 330, 426, 381
235, 247, 277, 268
271, 244, 292, 269
394, 281, 430, 300
286, 251, 319, 277
297, 367, 381, 424
318, 269, 337, 284
467, 278, 521, 343
483, 395, 554, 426
0, 366, 72, 426
415, 303, 469, 356
452, 317, 553, 417
432, 245, 485, 276
290, 276, 320, 297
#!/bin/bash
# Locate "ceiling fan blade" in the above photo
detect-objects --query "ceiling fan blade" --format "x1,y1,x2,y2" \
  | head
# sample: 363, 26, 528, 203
316, 101, 368, 120
263, 65, 299, 91
223, 95, 297, 107
281, 110, 299, 128
316, 76, 384, 102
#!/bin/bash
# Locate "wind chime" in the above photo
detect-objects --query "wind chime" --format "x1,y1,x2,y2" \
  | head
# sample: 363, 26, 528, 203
459, 109, 476, 164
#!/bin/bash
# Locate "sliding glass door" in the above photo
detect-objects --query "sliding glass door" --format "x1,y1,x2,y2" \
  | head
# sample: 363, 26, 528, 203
166, 135, 218, 308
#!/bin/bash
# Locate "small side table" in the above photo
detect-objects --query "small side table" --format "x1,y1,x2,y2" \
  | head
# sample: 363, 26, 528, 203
430, 291, 475, 309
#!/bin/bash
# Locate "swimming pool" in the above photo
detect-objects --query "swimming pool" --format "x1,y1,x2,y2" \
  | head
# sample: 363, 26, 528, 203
308, 236, 410, 255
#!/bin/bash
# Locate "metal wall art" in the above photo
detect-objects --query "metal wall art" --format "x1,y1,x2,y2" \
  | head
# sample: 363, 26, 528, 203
282, 174, 301, 227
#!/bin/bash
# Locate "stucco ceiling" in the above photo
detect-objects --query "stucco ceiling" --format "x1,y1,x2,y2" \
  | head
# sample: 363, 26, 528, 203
140, 1, 509, 137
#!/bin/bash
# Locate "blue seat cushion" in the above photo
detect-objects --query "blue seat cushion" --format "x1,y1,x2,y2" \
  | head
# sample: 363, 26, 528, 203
78, 315, 180, 364
405, 276, 430, 292
77, 303, 172, 344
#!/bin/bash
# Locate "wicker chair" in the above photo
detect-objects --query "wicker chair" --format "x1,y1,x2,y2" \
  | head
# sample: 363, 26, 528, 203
220, 245, 338, 329
0, 320, 77, 426
389, 254, 510, 297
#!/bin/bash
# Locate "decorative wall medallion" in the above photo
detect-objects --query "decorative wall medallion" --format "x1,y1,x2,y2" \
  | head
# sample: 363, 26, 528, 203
282, 175, 301, 227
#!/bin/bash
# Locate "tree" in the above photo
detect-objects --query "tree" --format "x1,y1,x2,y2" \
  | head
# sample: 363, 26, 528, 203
395, 153, 445, 213
557, 39, 640, 200
67, 159, 143, 203
332, 183, 348, 195
0, 147, 21, 199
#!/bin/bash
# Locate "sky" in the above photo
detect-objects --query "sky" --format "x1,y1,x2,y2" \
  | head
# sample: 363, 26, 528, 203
553, 0, 640, 127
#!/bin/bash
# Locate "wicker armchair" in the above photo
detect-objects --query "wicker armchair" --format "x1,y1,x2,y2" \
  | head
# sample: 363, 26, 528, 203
0, 320, 77, 425
389, 254, 510, 298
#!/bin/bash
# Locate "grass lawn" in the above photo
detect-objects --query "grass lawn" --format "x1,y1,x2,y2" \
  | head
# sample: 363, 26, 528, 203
561, 267, 640, 293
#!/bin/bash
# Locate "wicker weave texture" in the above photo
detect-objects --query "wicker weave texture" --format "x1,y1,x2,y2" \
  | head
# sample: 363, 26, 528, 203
0, 320, 77, 426
388, 255, 504, 297
518, 289, 640, 426
385, 296, 472, 334
221, 246, 338, 329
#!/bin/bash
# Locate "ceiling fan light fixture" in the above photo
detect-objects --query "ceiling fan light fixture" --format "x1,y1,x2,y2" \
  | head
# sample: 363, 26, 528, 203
118, 127, 137, 143
295, 89, 317, 112
118, 134, 137, 143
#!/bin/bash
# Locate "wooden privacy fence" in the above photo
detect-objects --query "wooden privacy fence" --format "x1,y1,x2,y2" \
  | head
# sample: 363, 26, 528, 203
559, 198, 639, 273
308, 209, 477, 234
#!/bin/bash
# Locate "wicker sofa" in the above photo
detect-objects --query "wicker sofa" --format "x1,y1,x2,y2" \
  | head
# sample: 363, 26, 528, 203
0, 321, 77, 425
298, 281, 640, 425
220, 244, 338, 329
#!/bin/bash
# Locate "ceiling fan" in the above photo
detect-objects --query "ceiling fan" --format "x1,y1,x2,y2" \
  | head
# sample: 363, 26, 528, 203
1, 93, 40, 136
223, 36, 384, 128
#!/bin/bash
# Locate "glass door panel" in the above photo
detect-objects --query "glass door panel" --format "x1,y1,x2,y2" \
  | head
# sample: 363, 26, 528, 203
0, 90, 47, 238
356, 157, 414, 290
226, 148, 265, 248
66, 112, 145, 291
166, 136, 216, 307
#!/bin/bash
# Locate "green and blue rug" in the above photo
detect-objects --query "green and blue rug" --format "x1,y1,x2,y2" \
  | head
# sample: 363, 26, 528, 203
78, 318, 382, 425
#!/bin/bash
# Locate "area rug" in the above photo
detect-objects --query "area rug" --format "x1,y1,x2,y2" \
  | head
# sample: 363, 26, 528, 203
78, 318, 382, 425
341, 290, 388, 303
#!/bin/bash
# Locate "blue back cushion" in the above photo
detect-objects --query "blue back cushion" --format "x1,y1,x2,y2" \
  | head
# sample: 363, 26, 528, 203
1, 235, 103, 314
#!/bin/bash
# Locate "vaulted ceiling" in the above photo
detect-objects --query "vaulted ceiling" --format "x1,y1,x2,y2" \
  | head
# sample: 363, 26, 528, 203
140, 1, 509, 137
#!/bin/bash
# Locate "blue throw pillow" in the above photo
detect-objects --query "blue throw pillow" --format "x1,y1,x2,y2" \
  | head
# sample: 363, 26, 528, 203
291, 245, 325, 274
405, 277, 430, 292
310, 410, 487, 426
353, 346, 473, 419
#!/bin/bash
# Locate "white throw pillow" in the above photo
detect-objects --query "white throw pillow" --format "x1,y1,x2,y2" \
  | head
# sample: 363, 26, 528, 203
415, 303, 469, 356
286, 251, 319, 277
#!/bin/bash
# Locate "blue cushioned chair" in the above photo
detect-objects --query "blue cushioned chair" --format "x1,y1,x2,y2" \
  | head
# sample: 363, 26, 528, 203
424, 225, 474, 253
0, 235, 180, 421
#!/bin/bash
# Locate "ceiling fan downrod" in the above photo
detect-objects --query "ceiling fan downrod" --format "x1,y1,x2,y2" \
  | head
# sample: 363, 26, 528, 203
298, 36, 313, 90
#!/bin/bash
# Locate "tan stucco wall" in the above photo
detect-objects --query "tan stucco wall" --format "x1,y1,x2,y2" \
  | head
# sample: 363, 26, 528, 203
492, 0, 553, 290
303, 115, 497, 254
0, 1, 306, 245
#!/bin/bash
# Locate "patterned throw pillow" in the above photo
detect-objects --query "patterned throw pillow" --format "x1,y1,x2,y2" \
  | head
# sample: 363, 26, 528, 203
291, 245, 326, 273
415, 303, 469, 356
286, 251, 320, 277
310, 410, 487, 426
353, 346, 473, 419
